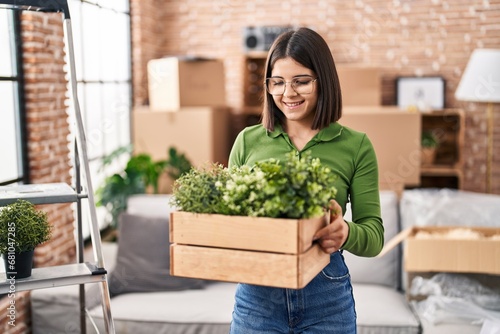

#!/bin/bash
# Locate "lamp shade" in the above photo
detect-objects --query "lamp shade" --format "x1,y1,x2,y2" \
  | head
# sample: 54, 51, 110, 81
455, 49, 500, 103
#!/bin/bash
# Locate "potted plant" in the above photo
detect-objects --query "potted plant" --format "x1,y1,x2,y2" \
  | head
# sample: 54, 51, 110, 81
168, 152, 337, 288
0, 199, 53, 279
171, 151, 337, 218
421, 130, 439, 166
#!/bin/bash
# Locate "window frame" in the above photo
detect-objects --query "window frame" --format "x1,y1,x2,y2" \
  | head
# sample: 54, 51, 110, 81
70, 0, 132, 162
0, 10, 28, 186
68, 0, 132, 234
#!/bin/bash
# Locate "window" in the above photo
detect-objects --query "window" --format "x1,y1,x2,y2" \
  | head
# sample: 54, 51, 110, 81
0, 9, 26, 186
68, 0, 132, 233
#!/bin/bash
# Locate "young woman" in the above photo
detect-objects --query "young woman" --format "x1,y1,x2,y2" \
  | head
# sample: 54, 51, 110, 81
228, 27, 384, 333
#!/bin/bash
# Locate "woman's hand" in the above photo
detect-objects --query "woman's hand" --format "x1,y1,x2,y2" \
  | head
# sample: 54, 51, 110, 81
313, 199, 349, 254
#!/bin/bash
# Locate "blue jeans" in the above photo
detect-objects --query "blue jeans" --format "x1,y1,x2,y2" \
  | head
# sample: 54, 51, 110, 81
229, 251, 356, 334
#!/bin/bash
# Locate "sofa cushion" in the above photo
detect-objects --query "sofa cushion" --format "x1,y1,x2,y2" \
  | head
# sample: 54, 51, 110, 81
353, 283, 420, 334
108, 213, 206, 296
127, 194, 175, 218
343, 190, 401, 289
88, 282, 237, 334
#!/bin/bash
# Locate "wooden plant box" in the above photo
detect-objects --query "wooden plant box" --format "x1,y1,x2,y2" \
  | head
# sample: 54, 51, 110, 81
169, 211, 330, 289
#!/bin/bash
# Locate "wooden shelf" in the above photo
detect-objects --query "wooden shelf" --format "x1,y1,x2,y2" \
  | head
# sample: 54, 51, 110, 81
243, 57, 266, 108
421, 165, 463, 176
419, 109, 465, 189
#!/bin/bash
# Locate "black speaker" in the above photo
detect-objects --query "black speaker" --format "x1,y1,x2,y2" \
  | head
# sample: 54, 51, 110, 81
242, 26, 292, 53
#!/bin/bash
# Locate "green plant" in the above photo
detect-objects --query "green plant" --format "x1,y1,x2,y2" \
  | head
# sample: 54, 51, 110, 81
172, 152, 337, 219
171, 163, 230, 214
96, 146, 193, 227
0, 199, 53, 254
421, 131, 439, 148
164, 147, 193, 180
96, 153, 164, 227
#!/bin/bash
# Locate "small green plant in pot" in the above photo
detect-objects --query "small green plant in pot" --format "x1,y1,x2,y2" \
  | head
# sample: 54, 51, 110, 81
421, 130, 440, 166
0, 199, 53, 279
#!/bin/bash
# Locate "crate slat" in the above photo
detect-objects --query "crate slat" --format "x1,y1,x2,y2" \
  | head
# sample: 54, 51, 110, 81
170, 243, 330, 289
170, 211, 328, 254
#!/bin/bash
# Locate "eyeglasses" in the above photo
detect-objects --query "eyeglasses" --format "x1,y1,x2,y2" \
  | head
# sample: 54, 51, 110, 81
265, 76, 318, 96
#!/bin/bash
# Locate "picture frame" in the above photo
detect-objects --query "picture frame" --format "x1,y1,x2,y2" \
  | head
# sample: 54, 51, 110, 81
396, 76, 445, 111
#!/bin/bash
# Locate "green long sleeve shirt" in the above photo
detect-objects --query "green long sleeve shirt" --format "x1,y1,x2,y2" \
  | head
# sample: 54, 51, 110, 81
228, 122, 384, 257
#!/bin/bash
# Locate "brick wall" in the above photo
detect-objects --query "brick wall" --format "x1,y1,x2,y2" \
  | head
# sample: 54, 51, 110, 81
0, 11, 74, 333
130, 0, 165, 106
22, 11, 75, 267
131, 0, 500, 194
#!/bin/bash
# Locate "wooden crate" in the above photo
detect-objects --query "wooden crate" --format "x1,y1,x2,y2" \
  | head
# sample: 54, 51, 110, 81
169, 212, 331, 289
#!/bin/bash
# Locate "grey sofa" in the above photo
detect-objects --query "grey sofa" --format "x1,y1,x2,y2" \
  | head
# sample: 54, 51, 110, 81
31, 190, 498, 333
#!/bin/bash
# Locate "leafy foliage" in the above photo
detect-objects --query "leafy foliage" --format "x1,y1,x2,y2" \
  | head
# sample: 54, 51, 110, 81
96, 146, 193, 227
421, 131, 439, 148
171, 163, 230, 214
164, 147, 193, 181
95, 163, 145, 228
0, 199, 53, 253
171, 152, 337, 219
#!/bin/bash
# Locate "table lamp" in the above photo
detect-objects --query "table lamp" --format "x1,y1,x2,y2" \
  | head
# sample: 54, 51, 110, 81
455, 49, 500, 193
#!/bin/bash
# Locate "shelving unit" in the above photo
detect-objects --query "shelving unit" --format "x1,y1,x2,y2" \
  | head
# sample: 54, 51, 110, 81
243, 53, 266, 110
420, 109, 465, 189
0, 1, 115, 333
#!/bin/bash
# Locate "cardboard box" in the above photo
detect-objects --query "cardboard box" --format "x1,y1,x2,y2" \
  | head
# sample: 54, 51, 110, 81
133, 106, 230, 168
380, 226, 500, 275
341, 106, 421, 188
169, 212, 330, 288
337, 66, 381, 106
148, 57, 226, 111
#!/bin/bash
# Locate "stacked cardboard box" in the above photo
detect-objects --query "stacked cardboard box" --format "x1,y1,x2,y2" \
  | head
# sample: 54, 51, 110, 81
337, 66, 381, 106
135, 57, 230, 193
140, 57, 229, 159
147, 57, 226, 112
341, 106, 421, 189
133, 106, 230, 168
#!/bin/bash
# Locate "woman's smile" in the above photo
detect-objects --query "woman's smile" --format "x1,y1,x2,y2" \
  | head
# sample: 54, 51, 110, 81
283, 100, 305, 109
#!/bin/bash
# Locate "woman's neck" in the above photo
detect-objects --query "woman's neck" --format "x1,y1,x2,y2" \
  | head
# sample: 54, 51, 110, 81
284, 121, 320, 151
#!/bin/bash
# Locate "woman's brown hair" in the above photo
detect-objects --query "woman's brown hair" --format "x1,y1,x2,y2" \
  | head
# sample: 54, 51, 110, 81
262, 27, 342, 131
